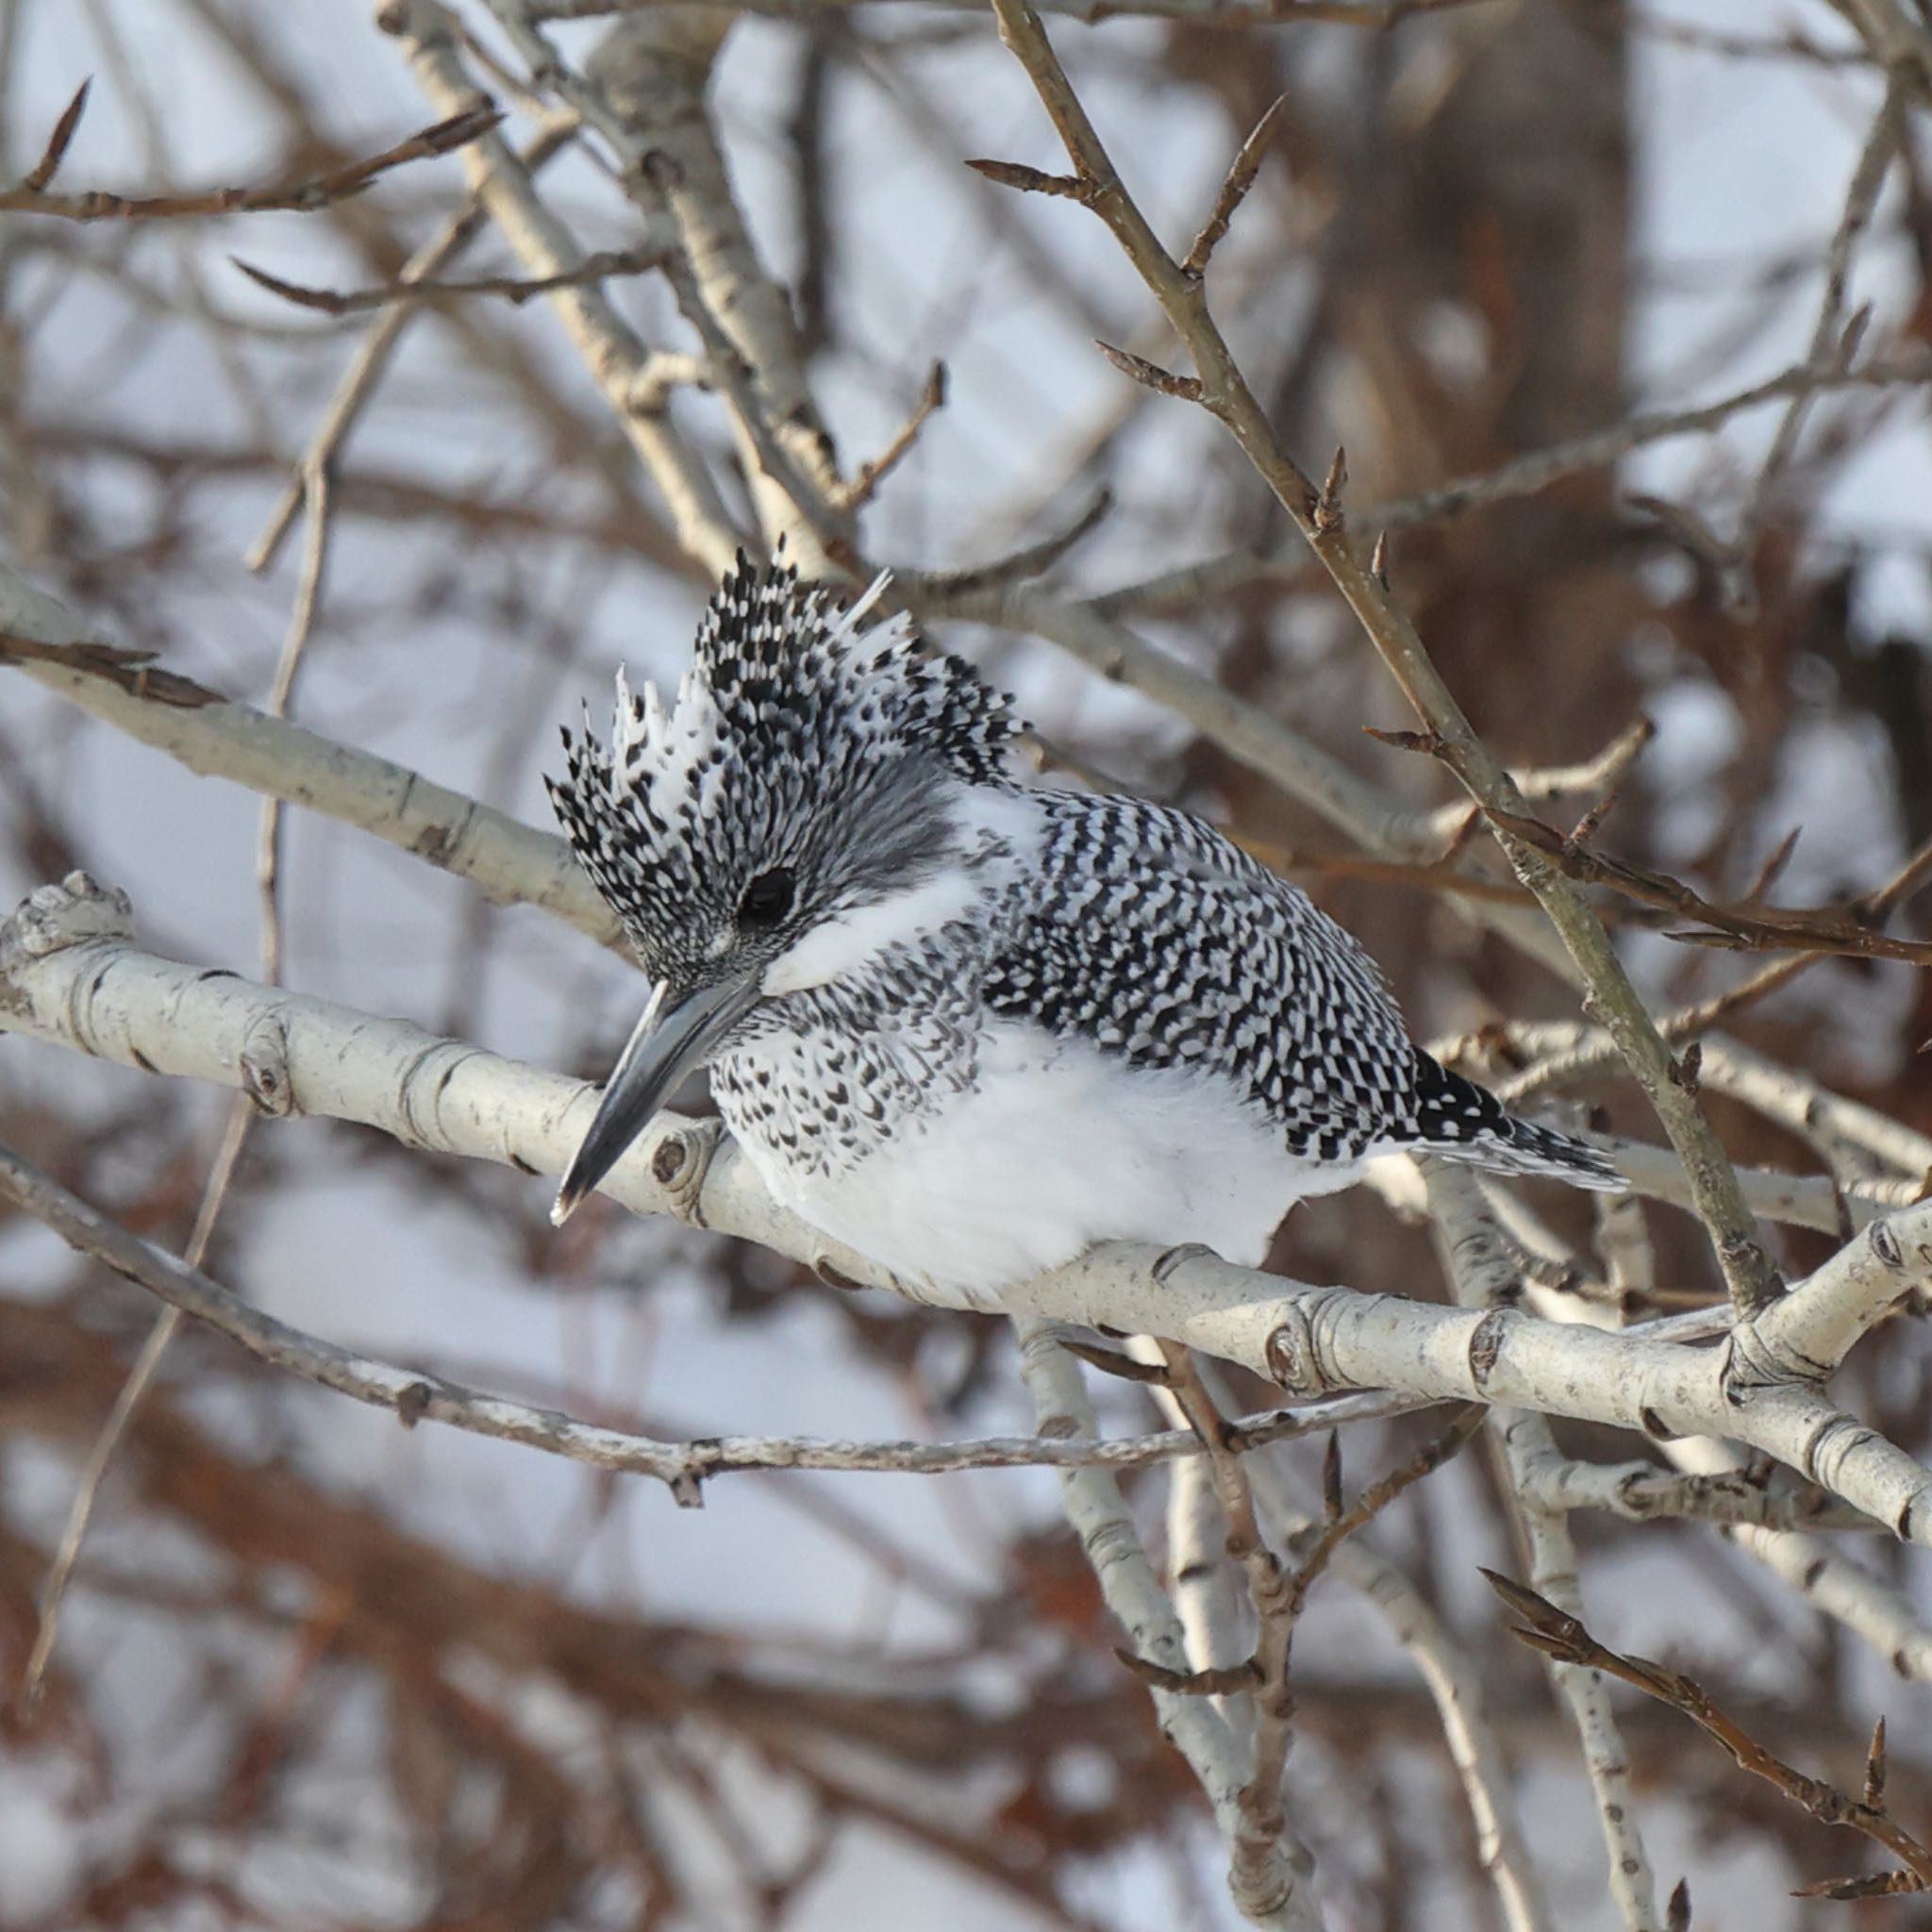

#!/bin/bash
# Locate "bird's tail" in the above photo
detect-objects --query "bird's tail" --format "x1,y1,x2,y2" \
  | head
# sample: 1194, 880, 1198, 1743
1394, 1051, 1624, 1191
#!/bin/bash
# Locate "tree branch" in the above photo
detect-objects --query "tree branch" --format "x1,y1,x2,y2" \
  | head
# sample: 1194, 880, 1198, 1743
8, 874, 1932, 1549
0, 1136, 1409, 1499
985, 0, 1784, 1317
3, 102, 501, 219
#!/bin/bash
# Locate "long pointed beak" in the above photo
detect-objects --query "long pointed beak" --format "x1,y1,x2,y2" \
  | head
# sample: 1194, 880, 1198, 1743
551, 974, 757, 1224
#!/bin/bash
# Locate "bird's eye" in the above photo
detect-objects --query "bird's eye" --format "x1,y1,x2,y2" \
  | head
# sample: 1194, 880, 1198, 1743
739, 867, 795, 928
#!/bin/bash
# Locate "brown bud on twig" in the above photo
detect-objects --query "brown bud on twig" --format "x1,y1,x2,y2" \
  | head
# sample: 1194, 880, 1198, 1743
1094, 341, 1204, 401
1181, 92, 1287, 281
1313, 445, 1348, 533
23, 77, 90, 193
1362, 724, 1446, 758
1665, 1877, 1691, 1932
965, 157, 1094, 202
1865, 1715, 1888, 1807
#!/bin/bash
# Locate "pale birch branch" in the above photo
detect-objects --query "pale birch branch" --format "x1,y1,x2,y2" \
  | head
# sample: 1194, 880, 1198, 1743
1196, 1360, 1550, 1932
478, 0, 850, 564
8, 874, 1932, 1549
379, 0, 744, 575
0, 565, 619, 948
1429, 1167, 1662, 1932
1011, 1321, 1320, 1931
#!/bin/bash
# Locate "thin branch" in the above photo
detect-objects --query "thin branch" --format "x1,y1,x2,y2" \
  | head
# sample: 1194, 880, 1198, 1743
899, 487, 1113, 592
1154, 1343, 1308, 1924
0, 1139, 1414, 1500
1735, 76, 1906, 591
2, 103, 501, 219
835, 361, 947, 509
381, 0, 742, 575
245, 112, 584, 575
1074, 351, 1932, 617
1494, 830, 1932, 1105
1432, 1168, 1663, 1930
1524, 1457, 1877, 1533
18, 1098, 254, 1707
25, 461, 339, 1706
474, 0, 850, 562
1480, 802, 1932, 965
985, 0, 1782, 1315
1486, 1569, 1932, 1897
1210, 1373, 1549, 1932
529, 0, 1494, 24
1372, 352, 1932, 534
0, 567, 621, 947
1181, 92, 1286, 280
232, 245, 666, 317
1012, 1323, 1320, 1930
1284, 1407, 1486, 1610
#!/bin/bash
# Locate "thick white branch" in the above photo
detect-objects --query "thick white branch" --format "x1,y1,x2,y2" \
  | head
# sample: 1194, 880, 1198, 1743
8, 875, 1932, 1550
0, 566, 618, 948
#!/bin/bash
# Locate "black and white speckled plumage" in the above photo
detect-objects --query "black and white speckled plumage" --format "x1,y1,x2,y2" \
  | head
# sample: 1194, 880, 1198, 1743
549, 553, 1621, 1307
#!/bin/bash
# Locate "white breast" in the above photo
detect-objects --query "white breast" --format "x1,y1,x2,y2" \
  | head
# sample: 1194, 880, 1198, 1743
736, 1021, 1354, 1311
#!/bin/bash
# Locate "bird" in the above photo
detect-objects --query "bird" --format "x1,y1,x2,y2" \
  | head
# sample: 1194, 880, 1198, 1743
545, 551, 1623, 1311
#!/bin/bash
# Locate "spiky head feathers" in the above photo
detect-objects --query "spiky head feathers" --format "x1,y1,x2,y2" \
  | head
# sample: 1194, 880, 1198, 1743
547, 552, 1024, 987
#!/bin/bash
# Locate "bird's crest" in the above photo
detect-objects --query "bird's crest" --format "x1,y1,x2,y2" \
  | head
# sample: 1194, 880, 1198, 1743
547, 551, 1022, 975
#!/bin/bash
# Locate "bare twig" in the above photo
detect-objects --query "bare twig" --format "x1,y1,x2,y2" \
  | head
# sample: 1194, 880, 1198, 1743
530, 0, 1493, 24
17, 1100, 254, 1707
988, 0, 1782, 1315
1283, 1406, 1485, 1609
1432, 1169, 1663, 1930
245, 111, 585, 574
0, 573, 621, 948
1481, 802, 1932, 965
2, 103, 501, 219
1486, 1569, 1932, 1897
232, 245, 667, 317
1014, 1323, 1318, 1930
381, 0, 742, 575
1734, 76, 1906, 595
1181, 92, 1286, 280
1154, 1343, 1307, 1924
0, 1139, 1416, 1501
474, 0, 849, 562
835, 361, 948, 509
1373, 352, 1932, 533
1496, 830, 1932, 1105
900, 487, 1113, 593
